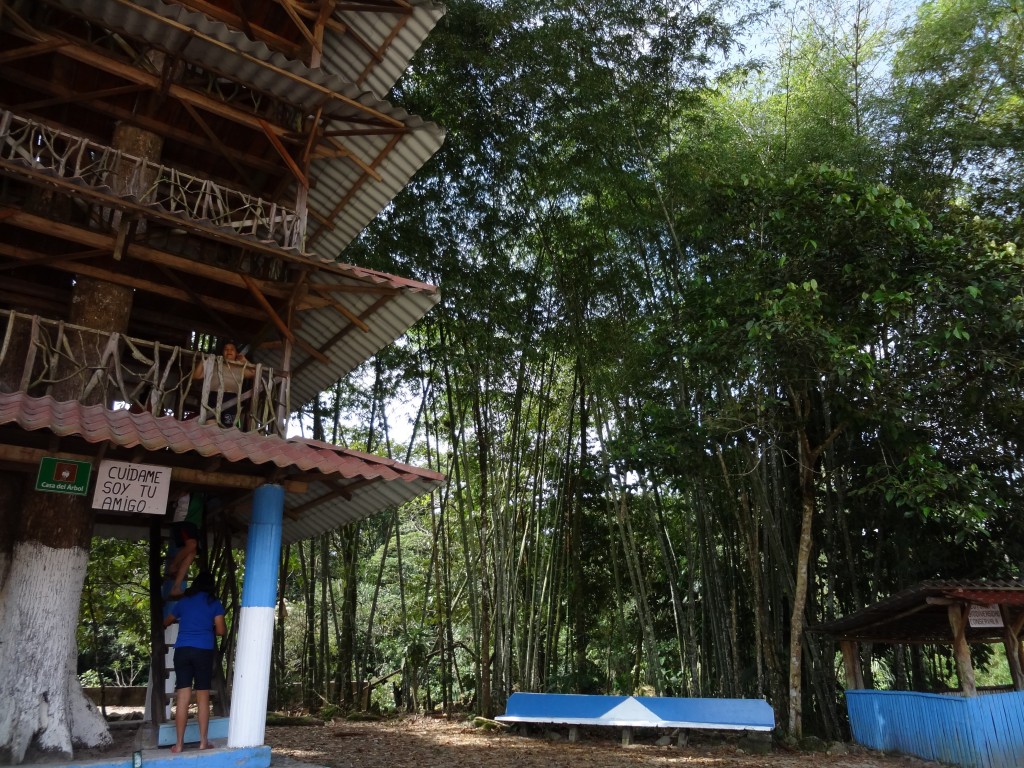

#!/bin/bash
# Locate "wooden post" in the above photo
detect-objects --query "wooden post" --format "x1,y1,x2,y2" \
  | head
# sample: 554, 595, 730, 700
839, 640, 864, 690
947, 603, 977, 696
1001, 606, 1024, 691
621, 726, 633, 746
148, 522, 166, 724
568, 725, 578, 743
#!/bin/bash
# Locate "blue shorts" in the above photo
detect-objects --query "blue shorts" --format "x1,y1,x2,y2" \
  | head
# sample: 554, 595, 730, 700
174, 646, 215, 690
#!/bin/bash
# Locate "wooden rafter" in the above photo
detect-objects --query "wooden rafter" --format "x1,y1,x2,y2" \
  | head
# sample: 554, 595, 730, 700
322, 294, 371, 333
307, 132, 401, 248
0, 39, 68, 65
181, 102, 259, 192
257, 118, 309, 188
321, 136, 383, 182
156, 264, 236, 338
277, 0, 321, 53
17, 83, 149, 113
292, 293, 392, 378
242, 274, 331, 365
51, 0, 406, 128
0, 247, 103, 272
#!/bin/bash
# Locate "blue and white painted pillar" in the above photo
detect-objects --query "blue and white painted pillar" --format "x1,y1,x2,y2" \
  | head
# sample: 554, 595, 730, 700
228, 484, 284, 748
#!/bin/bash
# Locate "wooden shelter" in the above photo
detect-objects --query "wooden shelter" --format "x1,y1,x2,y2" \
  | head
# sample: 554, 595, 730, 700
0, 0, 446, 547
0, 0, 446, 757
815, 579, 1024, 768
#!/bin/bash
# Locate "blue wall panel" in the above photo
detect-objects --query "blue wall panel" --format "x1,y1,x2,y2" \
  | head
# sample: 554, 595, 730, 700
846, 690, 1024, 768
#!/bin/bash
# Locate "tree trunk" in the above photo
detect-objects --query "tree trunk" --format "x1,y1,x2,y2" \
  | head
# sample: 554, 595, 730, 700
0, 121, 156, 762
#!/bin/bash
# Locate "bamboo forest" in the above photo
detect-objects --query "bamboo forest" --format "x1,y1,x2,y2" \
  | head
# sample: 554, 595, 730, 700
79, 0, 1024, 744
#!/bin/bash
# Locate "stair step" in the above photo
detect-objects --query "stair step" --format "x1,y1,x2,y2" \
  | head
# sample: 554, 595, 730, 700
157, 716, 230, 746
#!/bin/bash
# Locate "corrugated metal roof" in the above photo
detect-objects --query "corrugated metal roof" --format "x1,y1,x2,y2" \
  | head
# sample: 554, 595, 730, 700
0, 392, 442, 544
323, 0, 446, 99
260, 268, 440, 408
812, 578, 1024, 643
51, 0, 445, 258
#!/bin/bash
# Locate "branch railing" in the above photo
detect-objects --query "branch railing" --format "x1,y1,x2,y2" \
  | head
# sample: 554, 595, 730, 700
0, 311, 289, 436
0, 108, 304, 250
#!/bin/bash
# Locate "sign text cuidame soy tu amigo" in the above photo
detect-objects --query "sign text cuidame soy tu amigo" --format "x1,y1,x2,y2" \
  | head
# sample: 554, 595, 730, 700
91, 459, 172, 514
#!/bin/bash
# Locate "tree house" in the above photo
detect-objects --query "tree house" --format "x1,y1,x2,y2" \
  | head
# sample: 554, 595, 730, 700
0, 0, 446, 758
0, 0, 445, 543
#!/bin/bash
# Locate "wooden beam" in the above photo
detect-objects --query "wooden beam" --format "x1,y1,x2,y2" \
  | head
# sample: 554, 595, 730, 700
0, 248, 103, 272
322, 136, 384, 182
308, 133, 401, 248
0, 238, 263, 322
0, 69, 285, 178
1000, 604, 1024, 691
241, 274, 295, 344
839, 640, 864, 690
277, 0, 321, 54
156, 264, 235, 338
947, 603, 977, 696
323, 294, 370, 333
181, 102, 259, 190
0, 39, 67, 64
288, 477, 377, 517
0, 208, 323, 304
257, 118, 309, 187
241, 275, 331, 365
292, 293, 390, 378
0, 443, 306, 492
18, 83, 148, 112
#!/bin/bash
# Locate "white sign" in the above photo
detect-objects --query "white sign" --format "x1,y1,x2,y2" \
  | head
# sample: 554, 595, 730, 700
968, 604, 1004, 628
91, 460, 172, 515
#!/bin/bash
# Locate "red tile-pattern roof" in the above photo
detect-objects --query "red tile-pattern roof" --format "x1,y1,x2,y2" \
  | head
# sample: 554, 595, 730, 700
0, 393, 443, 543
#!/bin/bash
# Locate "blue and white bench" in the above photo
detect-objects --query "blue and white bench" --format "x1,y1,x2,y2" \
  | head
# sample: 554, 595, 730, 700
496, 692, 775, 745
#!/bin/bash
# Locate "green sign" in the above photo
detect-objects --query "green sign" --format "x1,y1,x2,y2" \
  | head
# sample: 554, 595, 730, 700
35, 457, 92, 496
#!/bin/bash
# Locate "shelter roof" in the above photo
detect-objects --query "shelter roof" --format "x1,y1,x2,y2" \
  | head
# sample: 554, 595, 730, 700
812, 579, 1024, 644
0, 392, 442, 545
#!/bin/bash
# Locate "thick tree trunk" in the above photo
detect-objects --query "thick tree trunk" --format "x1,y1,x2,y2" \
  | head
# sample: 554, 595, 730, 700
0, 543, 108, 763
0, 121, 157, 762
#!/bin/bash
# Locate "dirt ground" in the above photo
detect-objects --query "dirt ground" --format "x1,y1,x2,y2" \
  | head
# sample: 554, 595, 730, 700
264, 716, 942, 768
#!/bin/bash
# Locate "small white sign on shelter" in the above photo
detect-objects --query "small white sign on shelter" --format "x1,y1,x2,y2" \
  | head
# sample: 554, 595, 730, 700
968, 604, 1003, 628
91, 460, 172, 515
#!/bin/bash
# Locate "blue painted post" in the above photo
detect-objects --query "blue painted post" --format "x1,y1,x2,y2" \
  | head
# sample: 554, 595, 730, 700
228, 484, 284, 748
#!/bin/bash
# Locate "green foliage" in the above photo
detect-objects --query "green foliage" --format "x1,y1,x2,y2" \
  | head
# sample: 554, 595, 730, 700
77, 538, 151, 688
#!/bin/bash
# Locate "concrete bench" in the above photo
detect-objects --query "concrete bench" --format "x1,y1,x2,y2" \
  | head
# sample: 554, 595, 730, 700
496, 692, 775, 745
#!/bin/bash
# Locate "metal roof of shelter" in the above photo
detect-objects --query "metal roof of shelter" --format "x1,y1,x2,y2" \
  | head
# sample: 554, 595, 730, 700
0, 392, 442, 545
812, 579, 1024, 644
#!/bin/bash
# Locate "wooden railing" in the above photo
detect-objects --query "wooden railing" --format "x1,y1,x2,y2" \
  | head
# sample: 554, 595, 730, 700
0, 311, 289, 436
0, 109, 304, 251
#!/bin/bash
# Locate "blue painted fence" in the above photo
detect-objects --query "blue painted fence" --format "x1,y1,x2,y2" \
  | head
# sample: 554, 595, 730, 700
846, 689, 1024, 768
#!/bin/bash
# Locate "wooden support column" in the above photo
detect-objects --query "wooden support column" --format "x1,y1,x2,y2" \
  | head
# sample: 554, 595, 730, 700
1001, 606, 1024, 691
947, 603, 977, 696
840, 640, 865, 690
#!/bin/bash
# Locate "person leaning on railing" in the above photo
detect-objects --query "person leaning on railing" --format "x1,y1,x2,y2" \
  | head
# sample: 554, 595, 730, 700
192, 340, 255, 428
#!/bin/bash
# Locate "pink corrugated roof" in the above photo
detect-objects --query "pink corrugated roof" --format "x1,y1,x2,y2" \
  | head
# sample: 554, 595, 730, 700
0, 393, 443, 543
0, 392, 440, 482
